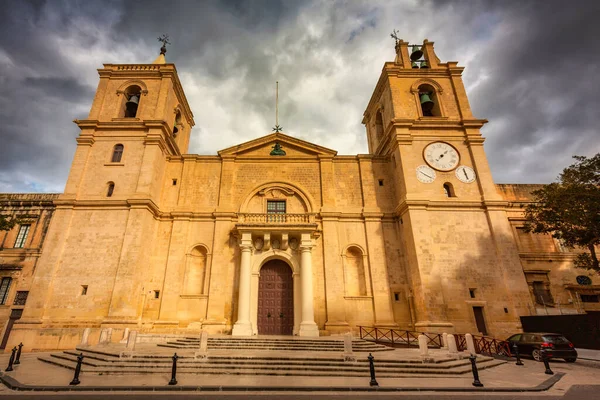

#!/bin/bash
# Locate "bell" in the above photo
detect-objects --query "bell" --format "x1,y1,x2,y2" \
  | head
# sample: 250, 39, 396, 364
410, 45, 423, 61
420, 93, 434, 112
420, 60, 429, 69
411, 61, 419, 69
125, 94, 139, 117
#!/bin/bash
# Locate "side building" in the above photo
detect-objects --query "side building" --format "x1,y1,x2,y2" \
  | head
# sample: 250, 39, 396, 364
1, 40, 598, 351
0, 193, 59, 349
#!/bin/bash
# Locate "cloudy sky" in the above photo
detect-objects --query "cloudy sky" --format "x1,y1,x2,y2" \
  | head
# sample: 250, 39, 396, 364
0, 0, 598, 193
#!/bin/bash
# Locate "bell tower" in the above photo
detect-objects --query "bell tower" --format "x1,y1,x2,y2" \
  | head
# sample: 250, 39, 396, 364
20, 42, 195, 329
362, 37, 532, 334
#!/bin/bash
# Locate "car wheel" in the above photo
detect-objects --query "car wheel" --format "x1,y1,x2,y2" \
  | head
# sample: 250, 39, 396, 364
565, 358, 576, 363
532, 349, 543, 362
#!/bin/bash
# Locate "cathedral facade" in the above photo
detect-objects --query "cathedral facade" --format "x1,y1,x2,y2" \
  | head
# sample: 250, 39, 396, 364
1, 40, 598, 351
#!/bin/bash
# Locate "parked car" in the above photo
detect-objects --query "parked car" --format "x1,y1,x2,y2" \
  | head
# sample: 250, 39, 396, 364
506, 332, 577, 362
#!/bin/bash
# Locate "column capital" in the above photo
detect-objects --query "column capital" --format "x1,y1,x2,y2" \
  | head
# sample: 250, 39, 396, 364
299, 244, 314, 252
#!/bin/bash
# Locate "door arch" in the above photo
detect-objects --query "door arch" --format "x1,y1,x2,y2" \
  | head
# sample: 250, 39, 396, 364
257, 260, 294, 335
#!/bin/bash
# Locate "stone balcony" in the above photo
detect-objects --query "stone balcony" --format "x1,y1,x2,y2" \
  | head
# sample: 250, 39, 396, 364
235, 213, 319, 238
238, 213, 316, 224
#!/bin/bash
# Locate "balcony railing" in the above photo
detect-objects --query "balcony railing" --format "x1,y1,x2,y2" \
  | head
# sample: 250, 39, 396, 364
238, 213, 315, 224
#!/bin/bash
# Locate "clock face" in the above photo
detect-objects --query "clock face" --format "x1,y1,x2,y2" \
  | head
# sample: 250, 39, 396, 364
455, 165, 476, 183
416, 165, 436, 183
423, 142, 460, 171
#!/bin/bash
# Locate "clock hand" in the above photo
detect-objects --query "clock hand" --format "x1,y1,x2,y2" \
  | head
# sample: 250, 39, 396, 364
463, 169, 468, 179
419, 171, 433, 179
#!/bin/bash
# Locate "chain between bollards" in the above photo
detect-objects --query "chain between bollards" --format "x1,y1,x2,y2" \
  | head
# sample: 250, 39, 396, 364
168, 353, 179, 385
469, 354, 484, 387
541, 349, 553, 375
512, 343, 523, 366
5, 347, 16, 372
69, 353, 84, 385
14, 343, 23, 365
368, 353, 378, 387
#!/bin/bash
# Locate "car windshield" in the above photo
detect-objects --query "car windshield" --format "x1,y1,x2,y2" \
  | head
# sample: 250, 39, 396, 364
542, 335, 570, 344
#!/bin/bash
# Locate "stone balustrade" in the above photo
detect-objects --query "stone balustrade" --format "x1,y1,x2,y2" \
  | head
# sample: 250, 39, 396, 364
238, 213, 315, 224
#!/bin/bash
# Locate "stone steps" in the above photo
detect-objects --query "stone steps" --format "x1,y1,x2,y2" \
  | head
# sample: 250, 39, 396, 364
38, 348, 505, 377
157, 337, 393, 352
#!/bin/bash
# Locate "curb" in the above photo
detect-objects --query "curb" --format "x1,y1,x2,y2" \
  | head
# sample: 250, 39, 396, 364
0, 372, 564, 392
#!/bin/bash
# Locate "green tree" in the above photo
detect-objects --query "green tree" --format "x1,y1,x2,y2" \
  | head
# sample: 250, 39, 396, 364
524, 154, 600, 273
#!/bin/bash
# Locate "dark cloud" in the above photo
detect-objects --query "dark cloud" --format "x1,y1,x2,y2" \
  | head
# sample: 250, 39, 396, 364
0, 0, 598, 192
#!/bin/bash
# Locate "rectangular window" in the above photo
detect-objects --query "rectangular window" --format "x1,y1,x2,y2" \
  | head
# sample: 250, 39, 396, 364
13, 291, 28, 305
14, 224, 30, 248
266, 200, 286, 214
580, 294, 599, 303
469, 288, 476, 298
532, 281, 554, 305
154, 290, 160, 299
81, 285, 88, 296
0, 277, 12, 305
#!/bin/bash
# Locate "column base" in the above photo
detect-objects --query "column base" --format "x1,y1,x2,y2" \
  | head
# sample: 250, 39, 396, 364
298, 321, 319, 337
231, 321, 253, 337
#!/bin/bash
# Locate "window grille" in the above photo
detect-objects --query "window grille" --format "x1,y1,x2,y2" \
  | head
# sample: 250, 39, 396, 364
14, 225, 30, 248
13, 291, 28, 305
267, 200, 286, 214
0, 277, 12, 305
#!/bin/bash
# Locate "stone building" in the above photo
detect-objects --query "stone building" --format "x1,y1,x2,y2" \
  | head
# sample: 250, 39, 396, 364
1, 40, 598, 351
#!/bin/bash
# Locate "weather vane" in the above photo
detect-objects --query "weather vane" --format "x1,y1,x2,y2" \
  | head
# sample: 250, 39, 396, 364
272, 81, 283, 133
158, 34, 171, 55
390, 29, 400, 45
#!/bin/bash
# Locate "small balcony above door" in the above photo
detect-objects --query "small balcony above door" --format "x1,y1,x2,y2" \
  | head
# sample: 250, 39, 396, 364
237, 213, 316, 226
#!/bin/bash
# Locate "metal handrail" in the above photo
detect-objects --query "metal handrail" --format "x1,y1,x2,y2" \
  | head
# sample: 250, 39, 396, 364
358, 326, 443, 348
359, 326, 511, 356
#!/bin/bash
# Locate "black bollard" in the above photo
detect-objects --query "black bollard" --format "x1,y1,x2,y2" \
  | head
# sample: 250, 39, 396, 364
368, 353, 378, 387
168, 353, 179, 385
512, 343, 523, 366
541, 349, 553, 375
69, 353, 84, 385
14, 343, 23, 365
469, 354, 484, 387
5, 347, 17, 372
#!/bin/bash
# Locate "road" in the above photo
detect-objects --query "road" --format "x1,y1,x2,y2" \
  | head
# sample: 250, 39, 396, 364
0, 385, 599, 399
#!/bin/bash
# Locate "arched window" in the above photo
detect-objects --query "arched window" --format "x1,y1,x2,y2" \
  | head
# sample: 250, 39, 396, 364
111, 144, 124, 163
123, 85, 141, 118
443, 182, 455, 197
183, 246, 208, 295
418, 84, 441, 117
106, 182, 115, 197
344, 246, 367, 296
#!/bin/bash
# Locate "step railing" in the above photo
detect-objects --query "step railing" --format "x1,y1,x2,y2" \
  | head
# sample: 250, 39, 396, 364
454, 333, 512, 356
359, 326, 511, 356
358, 326, 443, 348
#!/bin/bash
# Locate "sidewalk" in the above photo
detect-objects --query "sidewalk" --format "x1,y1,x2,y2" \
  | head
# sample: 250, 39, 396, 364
0, 350, 598, 394
576, 348, 600, 361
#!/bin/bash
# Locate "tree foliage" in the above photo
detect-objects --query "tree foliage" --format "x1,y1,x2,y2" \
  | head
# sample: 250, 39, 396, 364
524, 154, 600, 273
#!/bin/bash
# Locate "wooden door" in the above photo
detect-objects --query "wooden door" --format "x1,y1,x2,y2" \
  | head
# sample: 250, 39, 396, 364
257, 260, 293, 335
473, 306, 488, 336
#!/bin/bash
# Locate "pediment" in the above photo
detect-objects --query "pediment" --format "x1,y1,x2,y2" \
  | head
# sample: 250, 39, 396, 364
217, 133, 337, 158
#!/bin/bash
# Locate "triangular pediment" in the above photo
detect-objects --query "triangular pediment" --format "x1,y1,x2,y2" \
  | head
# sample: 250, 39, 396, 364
218, 133, 337, 158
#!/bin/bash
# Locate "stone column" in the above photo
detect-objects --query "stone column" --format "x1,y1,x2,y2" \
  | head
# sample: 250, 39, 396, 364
232, 236, 253, 336
299, 236, 319, 337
